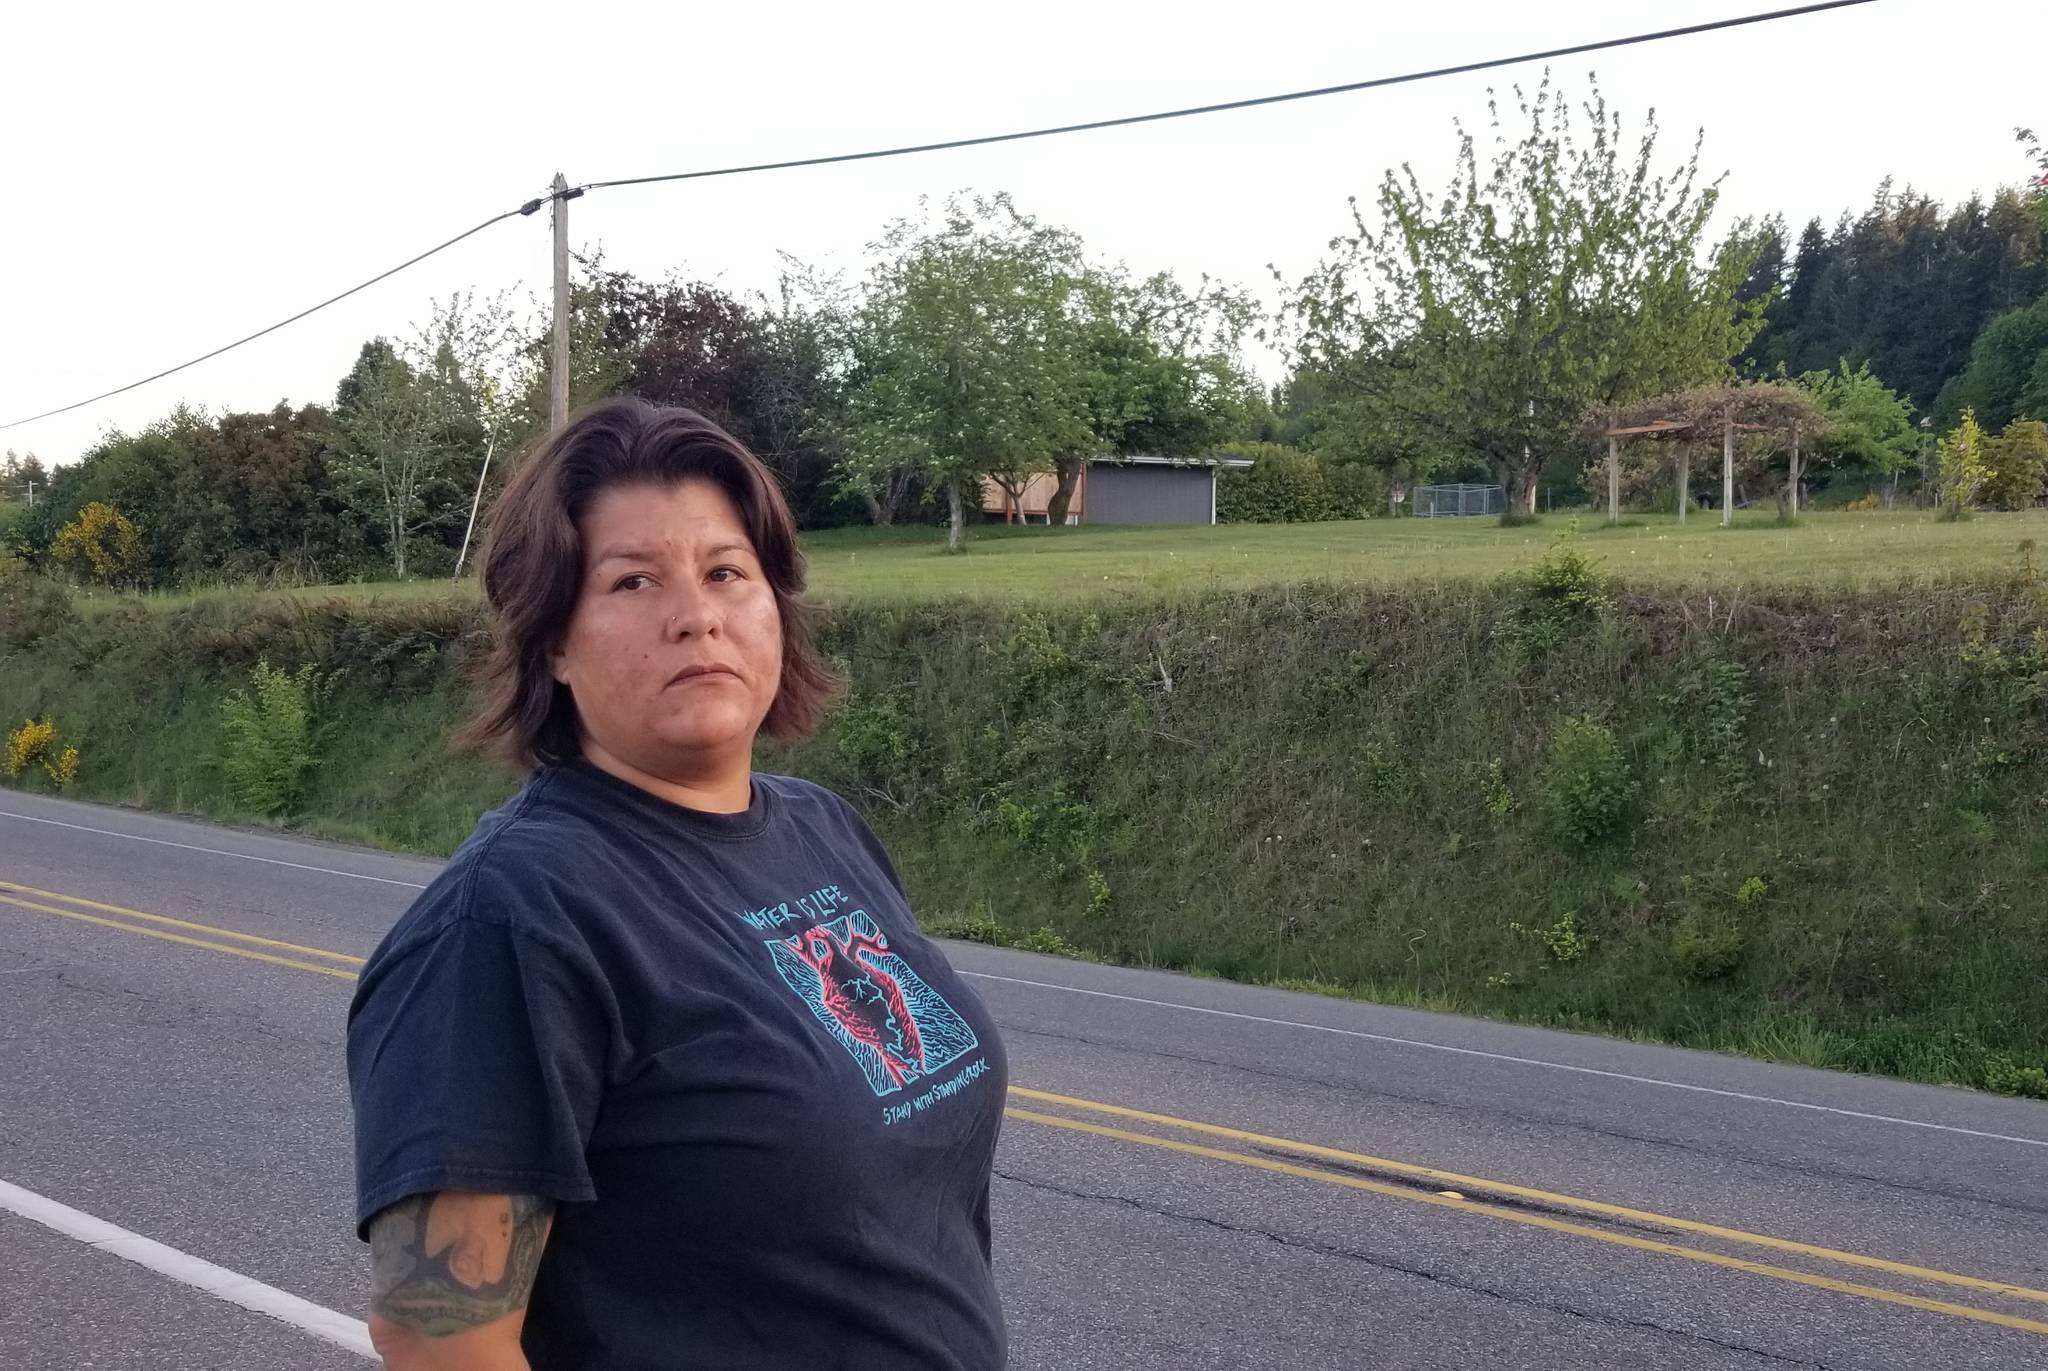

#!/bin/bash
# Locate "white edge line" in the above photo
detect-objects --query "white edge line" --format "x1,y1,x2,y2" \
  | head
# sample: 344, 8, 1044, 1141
0, 809, 428, 890
961, 971, 2048, 1150
0, 1178, 375, 1360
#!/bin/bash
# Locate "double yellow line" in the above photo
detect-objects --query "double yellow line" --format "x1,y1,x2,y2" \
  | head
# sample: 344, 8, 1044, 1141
0, 879, 362, 980
1012, 1090, 2048, 1338
6, 875, 2047, 1339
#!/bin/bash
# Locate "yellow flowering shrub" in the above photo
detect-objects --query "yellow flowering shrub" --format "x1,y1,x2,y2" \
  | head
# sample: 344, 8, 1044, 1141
44, 745, 80, 788
5, 718, 56, 778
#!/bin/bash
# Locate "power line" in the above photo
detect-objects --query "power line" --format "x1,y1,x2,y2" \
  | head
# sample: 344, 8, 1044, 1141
579, 1, 1874, 193
2, 0, 1873, 435
0, 203, 543, 432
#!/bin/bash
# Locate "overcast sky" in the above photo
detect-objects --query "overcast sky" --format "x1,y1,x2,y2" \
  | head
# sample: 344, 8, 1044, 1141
4, 0, 2040, 468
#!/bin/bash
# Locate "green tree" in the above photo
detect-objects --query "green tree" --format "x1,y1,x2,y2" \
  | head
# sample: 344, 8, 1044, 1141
1, 450, 48, 497
1796, 361, 1918, 507
1983, 418, 2048, 510
334, 342, 440, 577
843, 194, 1095, 551
570, 261, 854, 528
2018, 126, 2048, 232
407, 292, 530, 579
1937, 410, 1992, 516
1749, 182, 2047, 412
1935, 294, 2048, 433
1288, 75, 1762, 514
335, 297, 519, 581
1044, 267, 1264, 525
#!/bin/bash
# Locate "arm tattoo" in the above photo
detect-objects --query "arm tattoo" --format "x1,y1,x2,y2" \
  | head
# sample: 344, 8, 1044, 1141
368, 1192, 554, 1338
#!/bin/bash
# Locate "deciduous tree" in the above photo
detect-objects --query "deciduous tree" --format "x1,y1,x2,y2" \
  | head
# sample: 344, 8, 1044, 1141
842, 194, 1094, 551
1288, 75, 1762, 514
1795, 361, 1917, 507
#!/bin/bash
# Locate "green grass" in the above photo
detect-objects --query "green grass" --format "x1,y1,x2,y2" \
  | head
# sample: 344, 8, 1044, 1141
90, 509, 2048, 614
12, 514, 2048, 1101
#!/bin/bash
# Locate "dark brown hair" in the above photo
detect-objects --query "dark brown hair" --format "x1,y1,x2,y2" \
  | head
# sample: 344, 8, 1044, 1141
462, 397, 837, 769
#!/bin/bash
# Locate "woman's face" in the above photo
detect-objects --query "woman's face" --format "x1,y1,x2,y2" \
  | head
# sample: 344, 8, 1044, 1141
551, 477, 784, 776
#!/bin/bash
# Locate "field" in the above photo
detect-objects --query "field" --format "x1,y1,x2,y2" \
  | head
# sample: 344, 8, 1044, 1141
91, 508, 2048, 614
797, 509, 2048, 599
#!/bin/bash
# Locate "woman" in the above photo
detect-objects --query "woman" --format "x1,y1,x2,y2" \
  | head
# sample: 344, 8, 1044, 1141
347, 399, 1009, 1370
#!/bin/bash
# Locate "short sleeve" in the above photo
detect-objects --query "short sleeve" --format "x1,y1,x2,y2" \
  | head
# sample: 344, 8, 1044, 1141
347, 915, 609, 1238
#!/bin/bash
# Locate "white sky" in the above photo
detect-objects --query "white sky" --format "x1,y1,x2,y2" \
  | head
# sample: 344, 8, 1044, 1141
4, 0, 2041, 468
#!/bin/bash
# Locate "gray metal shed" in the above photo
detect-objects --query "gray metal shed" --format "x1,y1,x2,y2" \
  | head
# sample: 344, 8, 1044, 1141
1081, 454, 1250, 526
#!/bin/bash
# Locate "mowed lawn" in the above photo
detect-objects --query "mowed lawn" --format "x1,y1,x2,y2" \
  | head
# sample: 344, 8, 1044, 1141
103, 508, 2048, 611
799, 509, 2048, 599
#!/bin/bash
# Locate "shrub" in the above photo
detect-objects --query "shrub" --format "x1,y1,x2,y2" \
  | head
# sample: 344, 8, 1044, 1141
218, 659, 323, 816
5, 718, 57, 778
44, 745, 80, 788
0, 554, 76, 651
1512, 909, 1596, 963
1216, 444, 1380, 523
922, 911, 1004, 945
1503, 528, 1611, 666
50, 501, 145, 587
1537, 716, 1630, 846
1984, 1056, 2048, 1101
1017, 926, 1084, 958
825, 684, 926, 798
1323, 462, 1390, 518
1844, 493, 1881, 512
1982, 419, 2048, 511
1360, 739, 1418, 807
1674, 910, 1746, 980
1085, 867, 1113, 918
1478, 758, 1515, 820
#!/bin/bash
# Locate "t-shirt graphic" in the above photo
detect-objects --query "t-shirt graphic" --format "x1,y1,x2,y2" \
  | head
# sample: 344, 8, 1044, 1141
767, 909, 980, 1097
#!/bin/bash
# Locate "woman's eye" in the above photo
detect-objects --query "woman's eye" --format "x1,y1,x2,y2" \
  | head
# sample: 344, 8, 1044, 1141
708, 566, 743, 583
612, 574, 653, 592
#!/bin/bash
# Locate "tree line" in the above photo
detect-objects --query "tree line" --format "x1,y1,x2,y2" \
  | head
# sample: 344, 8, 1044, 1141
5, 78, 2046, 589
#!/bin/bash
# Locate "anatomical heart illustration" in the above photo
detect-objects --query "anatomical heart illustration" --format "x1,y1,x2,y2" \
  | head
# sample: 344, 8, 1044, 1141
766, 909, 980, 1097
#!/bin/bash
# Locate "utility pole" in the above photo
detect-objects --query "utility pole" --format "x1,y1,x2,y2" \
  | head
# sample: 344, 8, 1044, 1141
550, 172, 576, 435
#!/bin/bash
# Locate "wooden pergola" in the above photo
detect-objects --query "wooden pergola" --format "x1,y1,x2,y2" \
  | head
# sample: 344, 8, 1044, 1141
1597, 382, 1828, 527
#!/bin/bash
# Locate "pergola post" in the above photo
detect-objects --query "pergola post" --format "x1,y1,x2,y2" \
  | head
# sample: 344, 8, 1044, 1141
1788, 422, 1802, 518
1677, 445, 1690, 524
1721, 413, 1735, 529
1607, 434, 1620, 525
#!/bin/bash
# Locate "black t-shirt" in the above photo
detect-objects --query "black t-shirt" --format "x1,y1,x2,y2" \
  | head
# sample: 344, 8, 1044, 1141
347, 761, 1009, 1370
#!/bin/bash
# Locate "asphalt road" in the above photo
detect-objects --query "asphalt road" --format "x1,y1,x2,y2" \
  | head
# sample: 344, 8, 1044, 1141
3, 788, 2047, 1369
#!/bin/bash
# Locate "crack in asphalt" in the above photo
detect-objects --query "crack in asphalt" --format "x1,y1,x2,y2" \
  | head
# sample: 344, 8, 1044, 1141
994, 1167, 1842, 1370
1003, 1023, 2048, 1221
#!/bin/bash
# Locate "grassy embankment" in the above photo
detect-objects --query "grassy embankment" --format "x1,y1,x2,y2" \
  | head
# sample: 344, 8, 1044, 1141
5, 511, 2047, 1098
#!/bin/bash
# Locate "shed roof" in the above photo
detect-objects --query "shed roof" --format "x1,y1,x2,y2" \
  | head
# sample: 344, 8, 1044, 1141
1091, 452, 1254, 470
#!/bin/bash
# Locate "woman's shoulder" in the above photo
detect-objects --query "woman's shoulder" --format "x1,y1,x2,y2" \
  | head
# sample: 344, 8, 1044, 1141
375, 774, 611, 958
755, 772, 846, 808
756, 774, 871, 829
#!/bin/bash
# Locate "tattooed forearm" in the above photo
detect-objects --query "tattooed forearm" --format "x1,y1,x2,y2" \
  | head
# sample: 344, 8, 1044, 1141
368, 1192, 554, 1338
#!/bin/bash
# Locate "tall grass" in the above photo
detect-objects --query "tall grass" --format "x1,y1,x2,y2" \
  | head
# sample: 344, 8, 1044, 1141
4, 560, 2046, 1097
